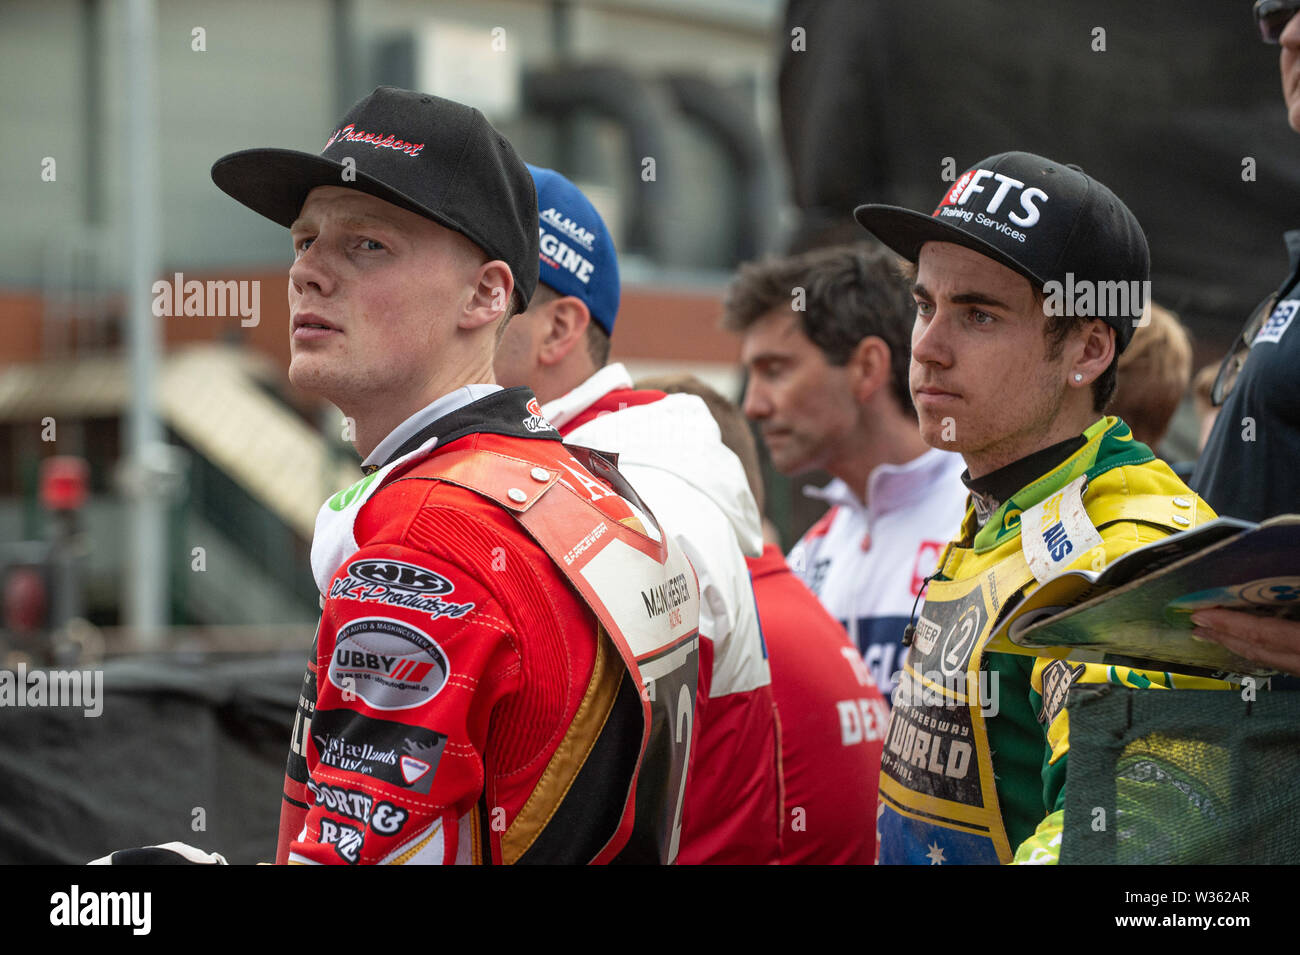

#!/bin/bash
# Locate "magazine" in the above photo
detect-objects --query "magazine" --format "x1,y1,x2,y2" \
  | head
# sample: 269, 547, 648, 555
984, 515, 1300, 677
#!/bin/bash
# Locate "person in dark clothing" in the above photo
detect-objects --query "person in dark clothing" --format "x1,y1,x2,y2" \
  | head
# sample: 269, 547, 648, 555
1190, 1, 1300, 677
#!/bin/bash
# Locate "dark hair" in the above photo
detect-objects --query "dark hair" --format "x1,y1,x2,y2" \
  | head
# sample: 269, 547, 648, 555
722, 243, 916, 415
585, 322, 611, 368
1043, 302, 1118, 413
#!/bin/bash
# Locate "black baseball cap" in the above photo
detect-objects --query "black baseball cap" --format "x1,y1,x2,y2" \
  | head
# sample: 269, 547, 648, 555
211, 86, 539, 305
854, 151, 1149, 351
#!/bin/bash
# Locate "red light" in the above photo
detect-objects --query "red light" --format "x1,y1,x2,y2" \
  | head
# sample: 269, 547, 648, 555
3, 567, 47, 632
40, 456, 90, 511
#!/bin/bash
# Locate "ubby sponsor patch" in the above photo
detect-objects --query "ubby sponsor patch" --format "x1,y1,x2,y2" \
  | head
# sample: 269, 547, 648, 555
328, 617, 449, 710
310, 708, 447, 794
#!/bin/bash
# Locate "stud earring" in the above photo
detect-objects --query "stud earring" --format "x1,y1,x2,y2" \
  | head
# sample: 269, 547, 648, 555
1074, 373, 1083, 382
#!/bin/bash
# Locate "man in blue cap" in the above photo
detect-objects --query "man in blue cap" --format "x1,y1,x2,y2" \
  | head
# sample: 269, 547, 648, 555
496, 165, 783, 864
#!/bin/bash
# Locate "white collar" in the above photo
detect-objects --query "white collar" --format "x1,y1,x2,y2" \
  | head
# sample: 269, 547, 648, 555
802, 477, 860, 510
361, 384, 503, 469
540, 363, 633, 430
803, 448, 964, 515
867, 447, 965, 512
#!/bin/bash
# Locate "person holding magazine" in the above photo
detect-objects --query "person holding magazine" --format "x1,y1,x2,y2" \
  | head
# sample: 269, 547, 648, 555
855, 150, 1236, 866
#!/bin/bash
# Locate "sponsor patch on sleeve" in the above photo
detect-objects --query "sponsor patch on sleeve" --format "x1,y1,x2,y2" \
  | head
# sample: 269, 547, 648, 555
310, 708, 447, 794
327, 617, 450, 710
329, 558, 476, 621
307, 778, 412, 863
318, 818, 365, 865
1020, 476, 1103, 585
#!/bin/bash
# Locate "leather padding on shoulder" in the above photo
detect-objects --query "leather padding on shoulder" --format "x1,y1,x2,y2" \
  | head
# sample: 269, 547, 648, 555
400, 447, 560, 513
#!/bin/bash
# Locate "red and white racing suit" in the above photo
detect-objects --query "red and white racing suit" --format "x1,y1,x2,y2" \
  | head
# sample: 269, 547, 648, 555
277, 386, 701, 864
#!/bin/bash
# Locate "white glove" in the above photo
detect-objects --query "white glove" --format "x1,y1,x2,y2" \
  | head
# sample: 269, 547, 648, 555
88, 841, 229, 865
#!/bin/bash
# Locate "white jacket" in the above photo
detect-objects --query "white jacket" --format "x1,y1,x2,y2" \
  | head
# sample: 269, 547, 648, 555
543, 364, 770, 700
788, 447, 969, 697
545, 364, 781, 862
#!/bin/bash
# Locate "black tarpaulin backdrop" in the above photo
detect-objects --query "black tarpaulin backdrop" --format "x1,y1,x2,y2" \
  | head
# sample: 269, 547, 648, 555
0, 654, 302, 865
779, 0, 1300, 351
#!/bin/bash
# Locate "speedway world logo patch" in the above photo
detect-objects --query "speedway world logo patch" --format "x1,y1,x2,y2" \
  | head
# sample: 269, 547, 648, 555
328, 617, 450, 710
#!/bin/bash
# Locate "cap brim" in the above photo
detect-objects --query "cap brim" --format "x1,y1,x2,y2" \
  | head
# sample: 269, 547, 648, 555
853, 203, 1048, 289
210, 147, 472, 238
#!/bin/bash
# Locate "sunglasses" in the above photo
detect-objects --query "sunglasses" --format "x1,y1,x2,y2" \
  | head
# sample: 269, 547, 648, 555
1211, 293, 1279, 406
1256, 0, 1300, 43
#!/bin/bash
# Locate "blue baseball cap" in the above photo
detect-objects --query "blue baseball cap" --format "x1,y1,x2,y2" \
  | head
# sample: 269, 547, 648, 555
526, 164, 620, 335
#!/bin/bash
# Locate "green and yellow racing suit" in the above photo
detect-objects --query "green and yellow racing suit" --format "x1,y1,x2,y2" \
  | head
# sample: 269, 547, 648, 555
876, 416, 1231, 865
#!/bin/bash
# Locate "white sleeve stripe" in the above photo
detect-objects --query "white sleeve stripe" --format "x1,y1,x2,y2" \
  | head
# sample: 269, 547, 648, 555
380, 819, 445, 865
